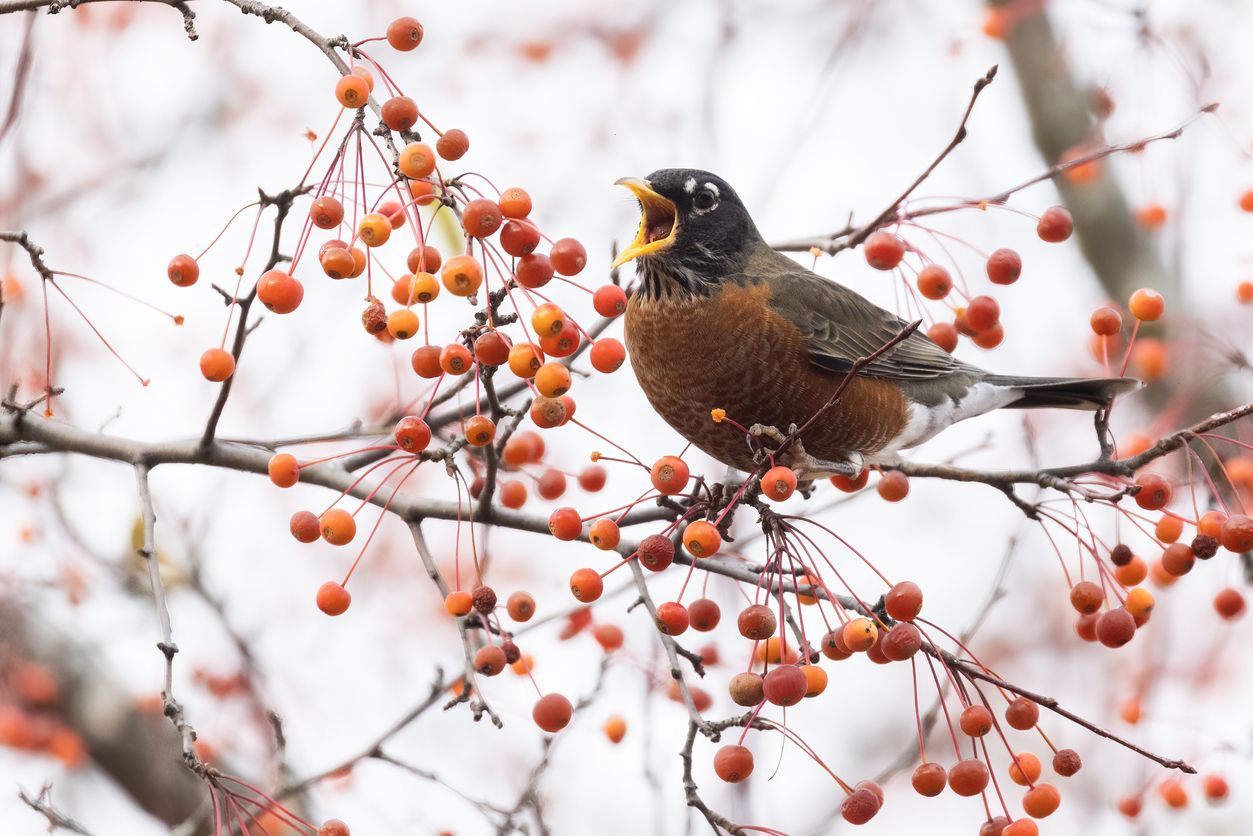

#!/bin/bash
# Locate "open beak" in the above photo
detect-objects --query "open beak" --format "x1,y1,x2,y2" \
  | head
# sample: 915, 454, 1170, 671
612, 177, 678, 268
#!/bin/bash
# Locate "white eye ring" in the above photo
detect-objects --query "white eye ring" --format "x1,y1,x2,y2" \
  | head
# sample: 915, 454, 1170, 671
693, 187, 719, 214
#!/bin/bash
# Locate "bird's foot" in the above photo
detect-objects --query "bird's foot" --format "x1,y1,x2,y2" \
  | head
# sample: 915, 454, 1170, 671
746, 424, 864, 482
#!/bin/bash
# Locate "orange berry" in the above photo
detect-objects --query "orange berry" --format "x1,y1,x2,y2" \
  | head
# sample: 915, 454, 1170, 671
436, 129, 469, 161
1090, 306, 1122, 336
386, 16, 423, 51
380, 95, 418, 132
444, 590, 473, 616
386, 309, 420, 340
841, 617, 877, 652
167, 253, 199, 287
654, 601, 689, 635
1003, 819, 1039, 836
531, 303, 566, 337
588, 518, 620, 550
760, 465, 797, 501
802, 664, 828, 697
507, 591, 535, 622
1203, 773, 1229, 802
548, 507, 582, 541
439, 343, 473, 375
1128, 288, 1164, 321
320, 509, 356, 545
831, 471, 869, 493
318, 820, 351, 836
499, 187, 532, 218
1004, 697, 1039, 730
410, 344, 442, 378
464, 415, 496, 447
462, 198, 503, 239
334, 74, 369, 108
948, 759, 990, 796
316, 582, 351, 616
1155, 514, 1183, 543
1158, 777, 1188, 809
395, 415, 433, 452
357, 213, 391, 247
498, 480, 527, 509
912, 762, 947, 797
1125, 587, 1154, 620
683, 520, 721, 557
256, 269, 304, 314
1238, 281, 1253, 304
393, 270, 438, 306
268, 453, 300, 488
1240, 189, 1253, 213
199, 348, 235, 382
650, 455, 690, 495
603, 715, 627, 744
1023, 783, 1061, 818
474, 330, 512, 366
959, 704, 994, 737
1069, 580, 1103, 614
1135, 204, 1167, 229
569, 568, 604, 602
1008, 752, 1042, 786
398, 142, 436, 179
589, 338, 626, 373
1134, 473, 1171, 510
534, 362, 572, 397
1060, 145, 1100, 184
508, 342, 545, 378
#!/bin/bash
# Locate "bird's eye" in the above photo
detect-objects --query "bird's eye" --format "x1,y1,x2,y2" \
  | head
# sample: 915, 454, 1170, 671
693, 187, 718, 212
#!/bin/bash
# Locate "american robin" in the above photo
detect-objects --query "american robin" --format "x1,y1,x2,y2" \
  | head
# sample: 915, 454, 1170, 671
612, 168, 1138, 478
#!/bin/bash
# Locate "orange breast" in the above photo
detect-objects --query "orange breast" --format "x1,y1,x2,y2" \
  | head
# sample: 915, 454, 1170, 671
624, 280, 908, 472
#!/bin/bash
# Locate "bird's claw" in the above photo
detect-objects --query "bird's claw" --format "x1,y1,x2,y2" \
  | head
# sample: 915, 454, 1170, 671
746, 423, 863, 481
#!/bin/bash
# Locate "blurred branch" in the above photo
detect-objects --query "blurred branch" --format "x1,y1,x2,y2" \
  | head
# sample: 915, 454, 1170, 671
0, 0, 198, 40
18, 784, 93, 835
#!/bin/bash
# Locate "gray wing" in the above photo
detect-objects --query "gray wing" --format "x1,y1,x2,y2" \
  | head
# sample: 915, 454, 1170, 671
766, 266, 980, 381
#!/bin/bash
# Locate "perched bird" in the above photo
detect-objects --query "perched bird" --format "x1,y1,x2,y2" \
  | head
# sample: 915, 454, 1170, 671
612, 168, 1138, 478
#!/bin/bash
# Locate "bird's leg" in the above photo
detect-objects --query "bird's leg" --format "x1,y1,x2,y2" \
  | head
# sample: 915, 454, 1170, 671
747, 422, 864, 481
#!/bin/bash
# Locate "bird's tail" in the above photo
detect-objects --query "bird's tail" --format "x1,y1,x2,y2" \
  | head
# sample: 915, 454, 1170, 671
984, 375, 1142, 410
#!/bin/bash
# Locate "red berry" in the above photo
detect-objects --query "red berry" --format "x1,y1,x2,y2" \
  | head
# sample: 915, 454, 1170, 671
654, 601, 689, 635
916, 264, 952, 299
1036, 206, 1073, 242
965, 295, 1000, 331
762, 665, 807, 706
986, 248, 1022, 284
1095, 608, 1136, 648
1133, 473, 1171, 510
532, 693, 573, 733
167, 254, 199, 287
884, 580, 923, 621
436, 129, 469, 161
864, 231, 905, 270
713, 745, 753, 782
316, 582, 351, 616
381, 96, 418, 132
386, 17, 424, 51
593, 284, 628, 318
550, 238, 587, 276
638, 534, 675, 572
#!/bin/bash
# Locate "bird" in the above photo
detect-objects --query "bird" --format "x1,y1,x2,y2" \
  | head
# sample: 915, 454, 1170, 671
611, 168, 1139, 479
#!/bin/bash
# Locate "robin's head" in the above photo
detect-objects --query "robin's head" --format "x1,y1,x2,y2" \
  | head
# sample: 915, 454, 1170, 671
612, 169, 761, 286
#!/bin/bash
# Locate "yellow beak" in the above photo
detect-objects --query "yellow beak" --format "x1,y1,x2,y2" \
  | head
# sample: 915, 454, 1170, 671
612, 177, 678, 268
